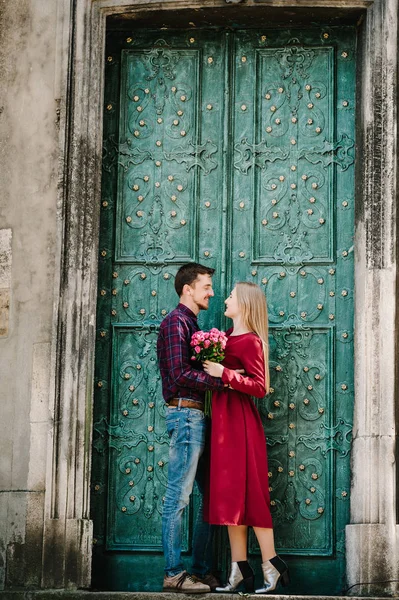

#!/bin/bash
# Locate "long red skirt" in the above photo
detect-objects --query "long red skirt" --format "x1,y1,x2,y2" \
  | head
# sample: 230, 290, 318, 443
204, 333, 273, 528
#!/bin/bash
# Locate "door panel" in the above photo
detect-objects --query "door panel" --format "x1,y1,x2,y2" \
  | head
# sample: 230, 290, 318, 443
92, 26, 355, 593
231, 31, 354, 562
116, 47, 201, 263
100, 31, 228, 555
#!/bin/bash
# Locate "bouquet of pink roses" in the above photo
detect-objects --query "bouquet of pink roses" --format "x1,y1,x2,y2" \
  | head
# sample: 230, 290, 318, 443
190, 328, 228, 362
190, 328, 228, 415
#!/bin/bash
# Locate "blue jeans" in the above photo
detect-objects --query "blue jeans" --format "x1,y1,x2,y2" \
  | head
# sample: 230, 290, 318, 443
162, 406, 213, 577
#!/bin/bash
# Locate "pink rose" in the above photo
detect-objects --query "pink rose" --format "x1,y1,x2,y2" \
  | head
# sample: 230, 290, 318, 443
203, 332, 209, 339
204, 340, 211, 348
194, 346, 201, 354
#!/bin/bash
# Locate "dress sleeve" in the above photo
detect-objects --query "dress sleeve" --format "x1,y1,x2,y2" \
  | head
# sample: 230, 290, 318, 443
221, 335, 266, 398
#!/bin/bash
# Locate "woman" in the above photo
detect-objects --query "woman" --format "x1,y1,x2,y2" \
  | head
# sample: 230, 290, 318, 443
203, 282, 289, 594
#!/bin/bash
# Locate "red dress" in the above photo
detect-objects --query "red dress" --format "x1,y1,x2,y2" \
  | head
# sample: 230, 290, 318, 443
204, 332, 273, 528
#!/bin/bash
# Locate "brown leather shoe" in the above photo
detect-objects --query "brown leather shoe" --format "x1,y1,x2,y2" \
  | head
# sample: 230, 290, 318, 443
163, 570, 211, 593
192, 572, 220, 591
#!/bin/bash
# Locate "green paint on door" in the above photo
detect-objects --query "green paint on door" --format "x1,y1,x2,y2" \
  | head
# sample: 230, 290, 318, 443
92, 26, 355, 593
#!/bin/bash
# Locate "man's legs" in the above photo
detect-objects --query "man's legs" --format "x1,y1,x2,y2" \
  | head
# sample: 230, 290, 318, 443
191, 431, 213, 578
162, 407, 207, 576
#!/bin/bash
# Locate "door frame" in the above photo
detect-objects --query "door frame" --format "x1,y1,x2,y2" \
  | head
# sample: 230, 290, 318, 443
44, 0, 399, 595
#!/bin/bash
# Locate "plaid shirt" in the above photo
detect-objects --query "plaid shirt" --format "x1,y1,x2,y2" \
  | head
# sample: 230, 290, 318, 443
157, 303, 225, 404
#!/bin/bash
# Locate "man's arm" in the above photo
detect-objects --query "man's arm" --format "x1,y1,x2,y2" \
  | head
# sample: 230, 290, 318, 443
162, 317, 225, 391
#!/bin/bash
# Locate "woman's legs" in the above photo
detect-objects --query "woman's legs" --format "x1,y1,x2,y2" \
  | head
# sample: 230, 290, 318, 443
252, 527, 276, 562
227, 525, 248, 561
253, 528, 289, 593
227, 525, 276, 562
216, 526, 255, 592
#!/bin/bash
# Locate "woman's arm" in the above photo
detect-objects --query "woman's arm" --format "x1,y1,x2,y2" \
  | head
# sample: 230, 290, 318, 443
203, 337, 266, 398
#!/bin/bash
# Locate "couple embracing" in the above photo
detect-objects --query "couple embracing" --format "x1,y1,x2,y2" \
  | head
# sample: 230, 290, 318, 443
157, 263, 289, 594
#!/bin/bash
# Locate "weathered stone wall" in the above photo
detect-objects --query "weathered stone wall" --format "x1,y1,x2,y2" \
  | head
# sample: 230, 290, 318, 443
0, 0, 59, 590
346, 0, 399, 595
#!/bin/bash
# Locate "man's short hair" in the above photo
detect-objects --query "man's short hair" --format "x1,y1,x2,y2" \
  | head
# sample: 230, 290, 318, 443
175, 263, 215, 297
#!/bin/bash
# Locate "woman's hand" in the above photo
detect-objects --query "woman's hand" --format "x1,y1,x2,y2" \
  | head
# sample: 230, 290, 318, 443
203, 360, 225, 378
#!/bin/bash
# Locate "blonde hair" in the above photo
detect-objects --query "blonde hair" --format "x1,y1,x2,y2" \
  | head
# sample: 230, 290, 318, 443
235, 282, 270, 394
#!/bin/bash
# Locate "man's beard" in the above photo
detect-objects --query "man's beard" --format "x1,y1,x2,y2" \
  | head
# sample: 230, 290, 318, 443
195, 298, 209, 311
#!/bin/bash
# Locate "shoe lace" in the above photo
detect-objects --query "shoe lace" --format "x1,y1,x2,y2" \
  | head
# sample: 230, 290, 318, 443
176, 572, 198, 588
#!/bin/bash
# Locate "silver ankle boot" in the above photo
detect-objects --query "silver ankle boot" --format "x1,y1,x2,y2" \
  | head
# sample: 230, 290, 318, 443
255, 555, 290, 593
216, 560, 255, 593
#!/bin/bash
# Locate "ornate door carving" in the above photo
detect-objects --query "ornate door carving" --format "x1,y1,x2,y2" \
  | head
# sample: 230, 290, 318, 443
92, 27, 355, 593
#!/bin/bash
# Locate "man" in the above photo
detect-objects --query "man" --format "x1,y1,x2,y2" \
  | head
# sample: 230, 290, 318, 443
157, 263, 225, 593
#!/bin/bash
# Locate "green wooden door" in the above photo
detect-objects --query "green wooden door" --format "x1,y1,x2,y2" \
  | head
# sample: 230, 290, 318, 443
92, 26, 355, 594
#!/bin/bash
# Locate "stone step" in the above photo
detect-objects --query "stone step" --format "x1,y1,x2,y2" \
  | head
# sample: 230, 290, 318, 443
0, 593, 392, 600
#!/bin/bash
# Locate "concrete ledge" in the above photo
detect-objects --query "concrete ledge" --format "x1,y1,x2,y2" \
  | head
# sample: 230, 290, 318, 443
0, 593, 392, 600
